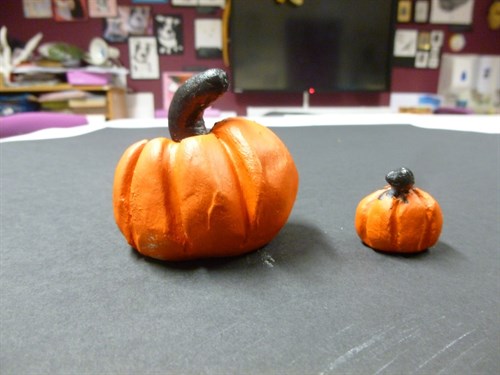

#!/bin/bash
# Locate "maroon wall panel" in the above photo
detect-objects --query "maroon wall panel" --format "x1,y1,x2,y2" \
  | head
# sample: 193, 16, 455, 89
1, 0, 499, 114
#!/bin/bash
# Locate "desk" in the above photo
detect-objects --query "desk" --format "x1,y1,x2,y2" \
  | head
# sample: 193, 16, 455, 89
1, 121, 499, 374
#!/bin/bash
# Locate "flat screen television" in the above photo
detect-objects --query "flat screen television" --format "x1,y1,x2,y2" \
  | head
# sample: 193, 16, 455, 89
229, 0, 395, 93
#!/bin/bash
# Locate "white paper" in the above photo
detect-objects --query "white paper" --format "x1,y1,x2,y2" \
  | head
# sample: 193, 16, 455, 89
430, 0, 475, 25
128, 37, 160, 79
194, 19, 222, 49
172, 0, 198, 6
393, 29, 418, 57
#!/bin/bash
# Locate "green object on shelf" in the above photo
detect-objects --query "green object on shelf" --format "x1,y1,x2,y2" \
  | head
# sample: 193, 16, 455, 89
39, 43, 84, 66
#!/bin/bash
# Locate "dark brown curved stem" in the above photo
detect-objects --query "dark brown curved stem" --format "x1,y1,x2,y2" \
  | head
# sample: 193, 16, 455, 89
168, 69, 229, 142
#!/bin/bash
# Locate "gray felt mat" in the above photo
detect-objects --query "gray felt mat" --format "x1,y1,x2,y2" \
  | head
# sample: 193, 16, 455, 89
1, 125, 499, 374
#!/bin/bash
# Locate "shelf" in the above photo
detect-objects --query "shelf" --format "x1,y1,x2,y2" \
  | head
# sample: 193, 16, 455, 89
0, 79, 127, 120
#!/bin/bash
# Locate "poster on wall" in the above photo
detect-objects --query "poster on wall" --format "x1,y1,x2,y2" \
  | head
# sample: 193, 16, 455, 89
393, 29, 418, 58
129, 37, 160, 79
171, 0, 197, 6
397, 0, 412, 23
162, 71, 195, 110
103, 16, 127, 43
132, 0, 169, 3
414, 0, 430, 23
23, 0, 52, 18
88, 0, 117, 18
198, 0, 225, 7
123, 6, 153, 35
154, 15, 184, 55
52, 0, 88, 21
194, 19, 222, 58
103, 6, 153, 43
430, 0, 475, 25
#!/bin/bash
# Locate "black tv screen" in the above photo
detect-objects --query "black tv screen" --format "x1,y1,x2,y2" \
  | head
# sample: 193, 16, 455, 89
230, 0, 395, 93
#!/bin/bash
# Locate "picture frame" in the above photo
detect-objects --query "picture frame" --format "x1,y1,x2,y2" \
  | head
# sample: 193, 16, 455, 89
103, 6, 153, 43
103, 15, 127, 43
430, 0, 475, 25
171, 0, 197, 6
162, 71, 195, 110
88, 0, 117, 18
198, 0, 225, 7
418, 31, 431, 51
194, 18, 222, 58
428, 48, 441, 68
393, 29, 418, 57
430, 30, 445, 48
397, 0, 412, 23
415, 51, 430, 68
414, 0, 430, 23
52, 0, 88, 22
129, 37, 160, 79
132, 0, 168, 3
154, 14, 184, 55
123, 6, 153, 36
23, 0, 52, 18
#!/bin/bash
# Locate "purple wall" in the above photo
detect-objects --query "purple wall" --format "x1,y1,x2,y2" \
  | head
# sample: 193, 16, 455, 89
1, 0, 499, 114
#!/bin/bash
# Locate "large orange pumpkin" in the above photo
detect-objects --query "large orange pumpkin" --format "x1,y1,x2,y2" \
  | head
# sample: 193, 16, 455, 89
113, 69, 299, 261
354, 167, 443, 254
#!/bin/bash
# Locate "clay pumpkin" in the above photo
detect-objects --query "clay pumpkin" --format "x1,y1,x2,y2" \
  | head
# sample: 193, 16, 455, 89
113, 69, 299, 261
355, 167, 443, 254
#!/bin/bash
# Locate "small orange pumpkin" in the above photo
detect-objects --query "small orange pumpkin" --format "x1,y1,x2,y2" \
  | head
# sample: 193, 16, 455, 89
354, 167, 443, 254
113, 69, 299, 261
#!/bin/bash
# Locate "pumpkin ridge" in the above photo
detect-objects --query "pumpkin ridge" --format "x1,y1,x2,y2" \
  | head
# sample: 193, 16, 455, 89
389, 196, 400, 251
162, 141, 188, 253
113, 139, 148, 249
212, 122, 263, 233
129, 139, 166, 257
413, 188, 439, 250
213, 134, 252, 243
355, 191, 378, 243
354, 167, 442, 254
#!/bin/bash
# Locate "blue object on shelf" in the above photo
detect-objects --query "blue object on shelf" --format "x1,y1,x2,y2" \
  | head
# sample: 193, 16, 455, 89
0, 94, 39, 116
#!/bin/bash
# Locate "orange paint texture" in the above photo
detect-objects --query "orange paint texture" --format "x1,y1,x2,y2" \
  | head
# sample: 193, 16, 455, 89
113, 117, 299, 261
355, 169, 443, 254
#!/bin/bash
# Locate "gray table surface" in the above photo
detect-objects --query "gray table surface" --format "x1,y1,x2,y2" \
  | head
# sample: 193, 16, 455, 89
1, 124, 499, 374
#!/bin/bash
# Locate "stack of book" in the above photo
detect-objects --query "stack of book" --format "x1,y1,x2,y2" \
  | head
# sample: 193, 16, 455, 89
37, 90, 106, 115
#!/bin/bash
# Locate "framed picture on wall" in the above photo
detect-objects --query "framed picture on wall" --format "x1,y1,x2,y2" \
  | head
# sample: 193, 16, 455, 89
162, 71, 195, 110
430, 30, 445, 48
132, 0, 168, 3
397, 0, 412, 23
88, 0, 117, 18
393, 29, 418, 58
103, 15, 127, 43
430, 0, 475, 25
417, 31, 431, 51
52, 0, 88, 21
414, 0, 430, 23
198, 0, 225, 7
124, 6, 153, 35
415, 51, 430, 68
154, 14, 184, 55
23, 0, 53, 18
172, 0, 197, 6
129, 37, 160, 79
194, 18, 222, 58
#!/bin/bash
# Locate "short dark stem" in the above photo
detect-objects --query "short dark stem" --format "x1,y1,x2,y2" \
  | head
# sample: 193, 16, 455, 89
168, 69, 229, 142
385, 167, 415, 199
